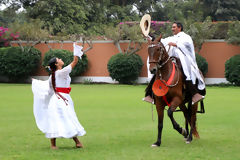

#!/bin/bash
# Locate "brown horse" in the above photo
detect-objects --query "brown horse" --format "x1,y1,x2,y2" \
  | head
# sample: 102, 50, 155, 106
147, 36, 202, 147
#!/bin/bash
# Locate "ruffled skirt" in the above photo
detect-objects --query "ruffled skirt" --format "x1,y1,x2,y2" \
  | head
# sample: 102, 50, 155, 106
32, 79, 86, 138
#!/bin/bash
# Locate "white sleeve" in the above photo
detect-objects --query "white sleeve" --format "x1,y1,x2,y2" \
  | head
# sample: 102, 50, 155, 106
58, 65, 72, 76
161, 36, 174, 47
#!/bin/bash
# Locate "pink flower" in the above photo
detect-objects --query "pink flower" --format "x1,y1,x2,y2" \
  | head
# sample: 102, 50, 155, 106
151, 21, 156, 24
0, 27, 8, 33
119, 22, 124, 25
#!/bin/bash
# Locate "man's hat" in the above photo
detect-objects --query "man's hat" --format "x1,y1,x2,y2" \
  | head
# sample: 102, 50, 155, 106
152, 79, 169, 97
140, 14, 151, 37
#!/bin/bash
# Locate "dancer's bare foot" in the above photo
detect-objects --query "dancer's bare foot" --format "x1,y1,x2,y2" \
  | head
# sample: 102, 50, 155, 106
76, 142, 83, 148
73, 137, 83, 148
51, 146, 58, 149
50, 138, 58, 149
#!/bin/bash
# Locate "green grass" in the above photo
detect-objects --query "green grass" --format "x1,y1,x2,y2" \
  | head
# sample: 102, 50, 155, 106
0, 84, 240, 160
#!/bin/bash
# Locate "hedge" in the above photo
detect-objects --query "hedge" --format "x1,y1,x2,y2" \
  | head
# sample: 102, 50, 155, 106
107, 53, 143, 84
0, 46, 41, 81
225, 54, 240, 86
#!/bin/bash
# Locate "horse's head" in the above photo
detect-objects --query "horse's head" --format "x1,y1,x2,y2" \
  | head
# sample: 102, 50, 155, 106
148, 35, 168, 74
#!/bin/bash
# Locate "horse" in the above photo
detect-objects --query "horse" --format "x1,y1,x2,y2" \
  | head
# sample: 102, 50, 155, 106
146, 35, 202, 147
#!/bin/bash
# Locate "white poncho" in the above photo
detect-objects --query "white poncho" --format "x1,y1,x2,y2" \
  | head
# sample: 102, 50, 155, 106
161, 32, 205, 90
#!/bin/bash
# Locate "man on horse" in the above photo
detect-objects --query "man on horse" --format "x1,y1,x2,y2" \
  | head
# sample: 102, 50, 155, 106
143, 22, 205, 105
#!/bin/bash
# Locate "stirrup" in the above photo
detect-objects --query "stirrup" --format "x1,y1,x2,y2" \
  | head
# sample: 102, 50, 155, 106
142, 96, 154, 104
192, 93, 204, 105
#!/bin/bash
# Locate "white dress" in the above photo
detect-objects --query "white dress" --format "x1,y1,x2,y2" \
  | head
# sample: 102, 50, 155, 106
32, 65, 86, 138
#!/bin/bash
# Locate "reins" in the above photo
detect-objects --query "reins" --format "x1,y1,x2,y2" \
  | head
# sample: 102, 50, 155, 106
148, 43, 180, 87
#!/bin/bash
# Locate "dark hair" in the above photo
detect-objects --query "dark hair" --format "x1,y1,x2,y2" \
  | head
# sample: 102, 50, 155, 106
173, 22, 183, 31
48, 57, 57, 92
48, 57, 68, 104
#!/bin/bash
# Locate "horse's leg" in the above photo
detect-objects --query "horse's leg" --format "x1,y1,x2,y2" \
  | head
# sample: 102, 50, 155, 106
167, 106, 186, 137
179, 104, 190, 139
186, 103, 199, 143
167, 97, 186, 137
152, 98, 165, 147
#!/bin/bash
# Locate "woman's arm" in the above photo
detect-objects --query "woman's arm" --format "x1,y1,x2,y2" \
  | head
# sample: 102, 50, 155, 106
70, 56, 79, 69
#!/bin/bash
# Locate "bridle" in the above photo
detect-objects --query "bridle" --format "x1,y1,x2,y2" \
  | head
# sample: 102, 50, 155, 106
148, 43, 170, 69
148, 42, 179, 87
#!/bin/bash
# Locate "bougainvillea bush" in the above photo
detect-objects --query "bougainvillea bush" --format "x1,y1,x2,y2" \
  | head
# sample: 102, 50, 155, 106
0, 26, 19, 47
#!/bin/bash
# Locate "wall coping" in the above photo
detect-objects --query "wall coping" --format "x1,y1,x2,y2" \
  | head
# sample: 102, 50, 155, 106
11, 39, 226, 44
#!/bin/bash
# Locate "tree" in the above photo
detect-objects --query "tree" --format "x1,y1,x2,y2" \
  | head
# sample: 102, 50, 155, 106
8, 19, 49, 50
104, 23, 144, 54
186, 17, 215, 53
201, 0, 240, 21
226, 21, 240, 46
25, 0, 88, 35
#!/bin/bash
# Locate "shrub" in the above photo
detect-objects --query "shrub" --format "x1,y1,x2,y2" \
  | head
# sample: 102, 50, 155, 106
107, 53, 143, 84
42, 49, 88, 77
196, 53, 208, 76
0, 46, 41, 81
0, 26, 19, 47
225, 54, 240, 86
226, 21, 240, 46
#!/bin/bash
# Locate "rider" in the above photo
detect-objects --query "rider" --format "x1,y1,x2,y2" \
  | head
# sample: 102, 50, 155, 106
143, 22, 205, 105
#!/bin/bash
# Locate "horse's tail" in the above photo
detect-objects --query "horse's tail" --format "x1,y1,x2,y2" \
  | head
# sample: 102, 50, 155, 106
188, 102, 200, 138
192, 114, 200, 139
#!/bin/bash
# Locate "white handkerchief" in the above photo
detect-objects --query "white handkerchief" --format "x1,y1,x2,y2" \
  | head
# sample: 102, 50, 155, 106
73, 42, 83, 59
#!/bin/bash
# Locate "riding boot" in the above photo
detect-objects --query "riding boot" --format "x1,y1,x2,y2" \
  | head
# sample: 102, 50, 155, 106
185, 80, 204, 105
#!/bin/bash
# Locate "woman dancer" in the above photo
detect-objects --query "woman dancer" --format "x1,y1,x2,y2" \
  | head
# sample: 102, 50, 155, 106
32, 45, 86, 149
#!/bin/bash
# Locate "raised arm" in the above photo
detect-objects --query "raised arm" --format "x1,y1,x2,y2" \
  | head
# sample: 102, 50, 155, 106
72, 42, 84, 69
70, 56, 79, 69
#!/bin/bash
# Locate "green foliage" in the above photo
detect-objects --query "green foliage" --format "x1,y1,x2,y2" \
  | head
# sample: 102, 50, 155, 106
107, 53, 143, 84
226, 21, 240, 46
105, 24, 142, 42
9, 19, 49, 41
225, 54, 240, 86
202, 0, 240, 21
186, 17, 215, 53
42, 49, 88, 77
25, 0, 88, 35
104, 23, 144, 54
0, 46, 41, 81
196, 53, 208, 76
211, 22, 230, 39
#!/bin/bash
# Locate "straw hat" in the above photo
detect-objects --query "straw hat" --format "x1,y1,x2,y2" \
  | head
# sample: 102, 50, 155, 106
140, 14, 151, 37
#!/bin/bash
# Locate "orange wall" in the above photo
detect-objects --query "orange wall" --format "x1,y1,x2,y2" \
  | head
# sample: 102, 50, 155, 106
12, 41, 240, 78
199, 41, 240, 78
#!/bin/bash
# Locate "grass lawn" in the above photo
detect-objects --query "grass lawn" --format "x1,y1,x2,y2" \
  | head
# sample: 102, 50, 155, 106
0, 83, 240, 160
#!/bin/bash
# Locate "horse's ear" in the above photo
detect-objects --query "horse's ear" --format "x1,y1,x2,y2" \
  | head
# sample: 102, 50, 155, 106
159, 34, 162, 40
155, 35, 162, 42
147, 38, 152, 44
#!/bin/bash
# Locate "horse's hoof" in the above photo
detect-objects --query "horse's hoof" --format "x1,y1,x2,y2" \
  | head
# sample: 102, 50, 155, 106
185, 140, 191, 144
151, 142, 160, 147
181, 128, 188, 137
151, 144, 159, 147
